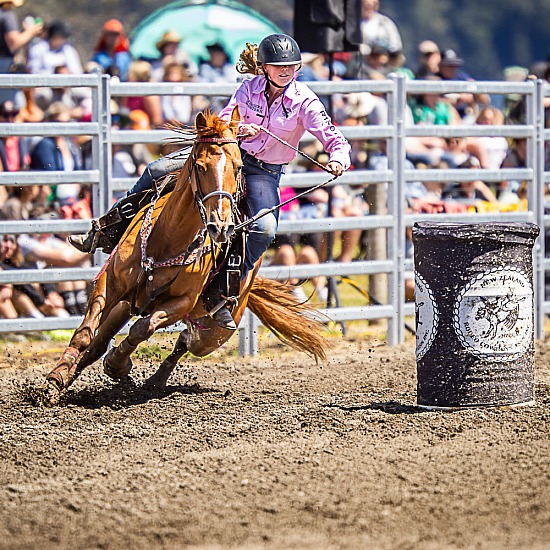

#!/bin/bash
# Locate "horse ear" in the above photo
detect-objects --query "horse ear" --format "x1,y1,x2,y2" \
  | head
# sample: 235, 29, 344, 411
230, 105, 241, 135
195, 111, 207, 130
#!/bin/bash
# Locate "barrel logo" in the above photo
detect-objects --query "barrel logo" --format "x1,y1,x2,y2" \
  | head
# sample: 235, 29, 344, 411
415, 273, 439, 360
453, 268, 532, 360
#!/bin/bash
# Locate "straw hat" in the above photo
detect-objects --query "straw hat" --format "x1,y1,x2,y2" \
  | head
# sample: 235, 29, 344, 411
156, 30, 182, 52
0, 0, 25, 7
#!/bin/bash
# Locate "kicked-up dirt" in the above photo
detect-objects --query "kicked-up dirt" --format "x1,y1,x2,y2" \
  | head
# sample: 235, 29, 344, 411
0, 330, 549, 549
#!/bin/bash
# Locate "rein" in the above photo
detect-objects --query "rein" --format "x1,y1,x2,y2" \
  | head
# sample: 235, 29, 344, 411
234, 126, 339, 231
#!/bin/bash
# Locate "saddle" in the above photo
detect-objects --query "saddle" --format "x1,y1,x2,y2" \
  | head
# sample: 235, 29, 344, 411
93, 176, 178, 254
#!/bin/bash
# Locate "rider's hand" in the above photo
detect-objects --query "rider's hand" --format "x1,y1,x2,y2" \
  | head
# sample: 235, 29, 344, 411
239, 123, 261, 138
327, 161, 344, 177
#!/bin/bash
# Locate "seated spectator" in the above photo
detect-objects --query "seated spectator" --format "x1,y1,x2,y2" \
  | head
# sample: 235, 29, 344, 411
198, 42, 238, 113
91, 19, 132, 82
0, 233, 69, 319
199, 42, 237, 83
27, 20, 82, 75
360, 0, 402, 56
356, 39, 391, 80
440, 136, 473, 168
437, 49, 490, 121
411, 76, 462, 125
29, 102, 82, 176
498, 137, 526, 202
0, 99, 30, 172
0, 0, 43, 105
120, 60, 163, 128
27, 20, 84, 111
388, 49, 415, 80
151, 29, 197, 82
0, 183, 37, 221
294, 150, 364, 264
442, 158, 498, 204
466, 106, 509, 170
268, 240, 328, 303
414, 40, 440, 79
161, 61, 194, 125
18, 209, 90, 315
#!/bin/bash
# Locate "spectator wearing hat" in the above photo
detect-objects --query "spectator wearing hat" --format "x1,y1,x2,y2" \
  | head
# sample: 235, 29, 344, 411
415, 40, 441, 79
198, 42, 238, 112
359, 0, 402, 56
151, 29, 197, 82
199, 42, 237, 83
438, 48, 490, 121
91, 19, 132, 81
356, 38, 391, 80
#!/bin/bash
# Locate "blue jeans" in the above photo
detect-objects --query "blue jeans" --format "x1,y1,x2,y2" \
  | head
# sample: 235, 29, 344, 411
241, 153, 284, 274
126, 155, 188, 196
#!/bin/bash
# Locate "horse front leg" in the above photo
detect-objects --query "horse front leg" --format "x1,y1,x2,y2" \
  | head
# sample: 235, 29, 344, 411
42, 273, 110, 405
103, 296, 192, 381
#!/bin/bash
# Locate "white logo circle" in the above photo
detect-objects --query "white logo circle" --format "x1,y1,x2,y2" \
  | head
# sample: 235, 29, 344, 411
453, 268, 533, 361
415, 273, 439, 361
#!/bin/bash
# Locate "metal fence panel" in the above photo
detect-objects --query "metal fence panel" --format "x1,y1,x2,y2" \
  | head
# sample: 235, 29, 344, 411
0, 75, 546, 352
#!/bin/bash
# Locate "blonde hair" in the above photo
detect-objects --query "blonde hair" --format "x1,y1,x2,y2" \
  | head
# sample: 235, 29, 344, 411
127, 60, 152, 82
236, 43, 262, 76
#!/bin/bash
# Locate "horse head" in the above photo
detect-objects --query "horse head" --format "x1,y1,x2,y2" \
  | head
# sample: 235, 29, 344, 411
192, 106, 242, 244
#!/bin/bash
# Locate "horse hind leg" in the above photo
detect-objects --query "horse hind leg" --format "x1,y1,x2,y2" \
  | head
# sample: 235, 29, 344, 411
144, 329, 191, 390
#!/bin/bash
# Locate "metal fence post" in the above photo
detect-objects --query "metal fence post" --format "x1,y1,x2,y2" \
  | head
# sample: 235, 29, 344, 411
91, 74, 113, 220
387, 74, 406, 344
239, 308, 258, 356
527, 79, 546, 339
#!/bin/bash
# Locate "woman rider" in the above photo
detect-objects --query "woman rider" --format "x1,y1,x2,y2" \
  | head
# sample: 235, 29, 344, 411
69, 34, 351, 330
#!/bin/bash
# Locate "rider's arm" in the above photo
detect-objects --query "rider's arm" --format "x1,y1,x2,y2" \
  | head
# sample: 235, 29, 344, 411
301, 96, 351, 171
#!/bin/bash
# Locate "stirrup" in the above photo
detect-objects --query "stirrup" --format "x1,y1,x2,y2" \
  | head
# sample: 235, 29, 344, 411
68, 228, 98, 253
208, 300, 237, 331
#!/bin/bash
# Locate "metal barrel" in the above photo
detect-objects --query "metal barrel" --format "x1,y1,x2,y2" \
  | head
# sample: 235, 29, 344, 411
413, 221, 540, 409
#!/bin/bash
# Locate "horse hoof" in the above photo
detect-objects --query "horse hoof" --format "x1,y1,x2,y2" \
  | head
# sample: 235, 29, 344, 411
103, 355, 133, 380
144, 374, 169, 392
40, 380, 62, 407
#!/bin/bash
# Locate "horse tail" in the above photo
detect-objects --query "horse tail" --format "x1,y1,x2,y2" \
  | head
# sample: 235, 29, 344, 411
247, 275, 329, 364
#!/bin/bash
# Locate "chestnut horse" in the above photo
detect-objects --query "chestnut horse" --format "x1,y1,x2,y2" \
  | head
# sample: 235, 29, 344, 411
42, 108, 328, 405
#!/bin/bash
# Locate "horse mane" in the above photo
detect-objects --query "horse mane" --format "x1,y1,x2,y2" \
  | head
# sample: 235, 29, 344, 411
165, 110, 233, 146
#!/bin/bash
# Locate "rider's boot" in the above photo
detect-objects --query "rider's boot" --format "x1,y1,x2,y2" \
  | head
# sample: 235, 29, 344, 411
68, 192, 149, 255
202, 286, 237, 331
68, 223, 99, 254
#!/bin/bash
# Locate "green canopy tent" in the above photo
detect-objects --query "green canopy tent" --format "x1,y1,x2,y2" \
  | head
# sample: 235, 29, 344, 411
129, 0, 282, 66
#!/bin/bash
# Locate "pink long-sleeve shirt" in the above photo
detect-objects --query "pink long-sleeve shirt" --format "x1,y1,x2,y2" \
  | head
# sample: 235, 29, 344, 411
219, 75, 351, 169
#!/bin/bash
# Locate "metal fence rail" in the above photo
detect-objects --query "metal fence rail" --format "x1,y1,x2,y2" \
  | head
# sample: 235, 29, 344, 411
0, 74, 547, 351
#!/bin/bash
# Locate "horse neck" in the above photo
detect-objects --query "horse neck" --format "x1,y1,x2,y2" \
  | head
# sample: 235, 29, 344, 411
154, 161, 202, 249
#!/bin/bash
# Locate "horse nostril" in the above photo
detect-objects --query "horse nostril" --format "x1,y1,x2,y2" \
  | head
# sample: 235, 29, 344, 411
206, 223, 219, 238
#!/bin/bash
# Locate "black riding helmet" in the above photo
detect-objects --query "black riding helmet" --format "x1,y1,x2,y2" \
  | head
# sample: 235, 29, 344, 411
257, 34, 302, 66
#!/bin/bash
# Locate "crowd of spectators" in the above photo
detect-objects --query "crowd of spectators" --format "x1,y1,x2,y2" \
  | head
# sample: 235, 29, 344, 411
0, 0, 548, 326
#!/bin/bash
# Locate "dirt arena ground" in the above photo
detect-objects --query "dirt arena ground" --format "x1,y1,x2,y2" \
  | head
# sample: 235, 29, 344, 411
1, 329, 550, 550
